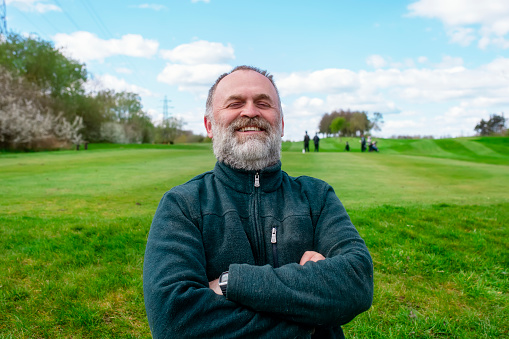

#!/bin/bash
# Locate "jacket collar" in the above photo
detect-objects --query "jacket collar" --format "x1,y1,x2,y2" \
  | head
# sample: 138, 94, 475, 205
214, 161, 283, 194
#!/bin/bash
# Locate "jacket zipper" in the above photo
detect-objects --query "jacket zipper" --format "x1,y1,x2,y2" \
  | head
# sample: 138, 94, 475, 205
271, 226, 279, 268
253, 172, 262, 265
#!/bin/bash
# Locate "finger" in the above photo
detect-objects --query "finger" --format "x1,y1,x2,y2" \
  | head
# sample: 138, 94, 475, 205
299, 251, 315, 265
309, 253, 325, 262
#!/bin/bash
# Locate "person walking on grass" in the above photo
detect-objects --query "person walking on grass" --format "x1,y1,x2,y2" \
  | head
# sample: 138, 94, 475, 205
304, 130, 310, 152
313, 133, 320, 152
143, 65, 373, 339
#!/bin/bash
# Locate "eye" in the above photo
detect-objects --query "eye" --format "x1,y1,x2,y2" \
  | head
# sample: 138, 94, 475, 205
256, 101, 271, 108
227, 102, 243, 109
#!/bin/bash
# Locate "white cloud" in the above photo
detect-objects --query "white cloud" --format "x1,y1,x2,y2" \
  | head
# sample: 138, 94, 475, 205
174, 108, 207, 134
325, 93, 399, 114
160, 40, 235, 65
407, 0, 509, 49
366, 55, 387, 69
53, 32, 159, 62
448, 27, 476, 46
276, 56, 509, 138
191, 0, 210, 3
407, 0, 509, 27
293, 96, 325, 110
431, 105, 492, 136
6, 0, 60, 13
116, 67, 133, 74
417, 56, 428, 63
86, 74, 153, 97
433, 55, 463, 68
146, 108, 164, 125
480, 36, 509, 49
277, 69, 360, 96
156, 40, 235, 98
157, 63, 231, 95
150, 48, 507, 139
135, 4, 167, 11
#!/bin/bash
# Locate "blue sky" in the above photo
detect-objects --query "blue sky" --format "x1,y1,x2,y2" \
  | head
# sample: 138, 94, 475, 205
4, 0, 509, 140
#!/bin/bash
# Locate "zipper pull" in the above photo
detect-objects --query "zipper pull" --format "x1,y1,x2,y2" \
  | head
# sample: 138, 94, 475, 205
271, 227, 277, 243
254, 172, 260, 187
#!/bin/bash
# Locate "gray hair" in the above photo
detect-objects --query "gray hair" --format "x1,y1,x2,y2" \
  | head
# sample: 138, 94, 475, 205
205, 65, 283, 121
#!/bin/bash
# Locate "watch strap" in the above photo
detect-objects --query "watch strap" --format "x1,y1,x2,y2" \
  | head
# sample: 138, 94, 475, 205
219, 271, 228, 296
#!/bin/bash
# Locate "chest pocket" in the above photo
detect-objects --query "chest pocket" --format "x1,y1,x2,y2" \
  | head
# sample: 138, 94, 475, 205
264, 215, 314, 267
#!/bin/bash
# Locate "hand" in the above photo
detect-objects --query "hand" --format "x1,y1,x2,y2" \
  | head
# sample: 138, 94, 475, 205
299, 251, 325, 265
209, 278, 222, 295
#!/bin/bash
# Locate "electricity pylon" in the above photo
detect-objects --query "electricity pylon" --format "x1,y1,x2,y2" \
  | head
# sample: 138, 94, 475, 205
0, 0, 7, 36
163, 96, 174, 121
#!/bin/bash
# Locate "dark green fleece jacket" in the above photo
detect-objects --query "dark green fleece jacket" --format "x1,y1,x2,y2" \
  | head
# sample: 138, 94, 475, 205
143, 161, 373, 338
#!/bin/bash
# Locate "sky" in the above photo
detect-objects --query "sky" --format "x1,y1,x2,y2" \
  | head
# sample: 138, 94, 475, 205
3, 0, 509, 141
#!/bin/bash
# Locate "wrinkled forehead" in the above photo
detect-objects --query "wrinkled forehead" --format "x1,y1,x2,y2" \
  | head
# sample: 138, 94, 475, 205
213, 70, 279, 105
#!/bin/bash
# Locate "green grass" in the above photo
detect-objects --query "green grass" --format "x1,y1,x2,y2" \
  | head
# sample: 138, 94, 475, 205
1, 138, 508, 338
289, 136, 509, 165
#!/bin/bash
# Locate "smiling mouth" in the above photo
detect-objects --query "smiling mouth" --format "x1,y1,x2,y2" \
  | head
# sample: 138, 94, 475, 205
237, 126, 264, 132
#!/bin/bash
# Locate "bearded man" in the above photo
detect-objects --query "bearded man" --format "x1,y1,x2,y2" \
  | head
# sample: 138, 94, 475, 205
143, 66, 373, 338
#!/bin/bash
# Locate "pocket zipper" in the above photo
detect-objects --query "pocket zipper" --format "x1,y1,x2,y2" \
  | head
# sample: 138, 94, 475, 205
271, 227, 279, 268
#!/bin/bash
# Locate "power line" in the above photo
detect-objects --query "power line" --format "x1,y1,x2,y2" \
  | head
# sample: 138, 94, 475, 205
78, 0, 113, 38
52, 0, 81, 31
74, 0, 149, 88
12, 7, 50, 38
5, 1, 63, 39
40, 13, 63, 34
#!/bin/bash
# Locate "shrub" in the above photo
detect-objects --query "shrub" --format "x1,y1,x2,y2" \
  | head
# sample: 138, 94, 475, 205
0, 67, 84, 150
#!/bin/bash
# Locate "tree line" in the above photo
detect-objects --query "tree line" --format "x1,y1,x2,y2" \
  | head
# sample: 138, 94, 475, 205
319, 110, 507, 139
0, 32, 195, 151
318, 109, 383, 137
474, 114, 506, 136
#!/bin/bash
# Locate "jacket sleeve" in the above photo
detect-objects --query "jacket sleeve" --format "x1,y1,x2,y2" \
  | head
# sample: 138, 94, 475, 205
226, 186, 374, 327
143, 191, 314, 339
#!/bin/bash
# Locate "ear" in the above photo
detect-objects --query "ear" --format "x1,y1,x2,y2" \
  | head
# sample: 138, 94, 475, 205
204, 116, 213, 138
281, 117, 285, 137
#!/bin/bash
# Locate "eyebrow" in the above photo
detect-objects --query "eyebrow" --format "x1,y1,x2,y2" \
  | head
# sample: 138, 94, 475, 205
225, 94, 274, 104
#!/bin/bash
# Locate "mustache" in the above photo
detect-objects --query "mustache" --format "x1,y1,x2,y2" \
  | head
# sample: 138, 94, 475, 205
228, 116, 273, 132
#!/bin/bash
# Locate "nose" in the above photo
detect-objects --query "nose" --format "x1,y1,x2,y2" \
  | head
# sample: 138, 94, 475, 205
240, 101, 260, 118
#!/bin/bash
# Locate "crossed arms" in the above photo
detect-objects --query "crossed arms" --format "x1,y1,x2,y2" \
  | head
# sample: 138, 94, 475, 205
209, 251, 326, 295
143, 187, 373, 338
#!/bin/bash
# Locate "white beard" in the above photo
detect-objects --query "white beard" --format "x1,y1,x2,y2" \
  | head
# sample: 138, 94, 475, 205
211, 116, 282, 171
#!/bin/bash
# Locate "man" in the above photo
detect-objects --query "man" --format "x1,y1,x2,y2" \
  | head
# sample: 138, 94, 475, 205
304, 131, 310, 152
360, 134, 367, 152
143, 66, 373, 338
313, 133, 320, 152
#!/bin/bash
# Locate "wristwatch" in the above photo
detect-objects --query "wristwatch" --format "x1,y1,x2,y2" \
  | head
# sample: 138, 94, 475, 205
218, 271, 228, 296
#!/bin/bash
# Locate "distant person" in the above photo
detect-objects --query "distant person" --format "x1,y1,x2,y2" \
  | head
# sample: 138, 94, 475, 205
304, 131, 310, 152
345, 141, 350, 151
143, 65, 373, 338
360, 134, 367, 152
313, 133, 320, 152
369, 141, 379, 152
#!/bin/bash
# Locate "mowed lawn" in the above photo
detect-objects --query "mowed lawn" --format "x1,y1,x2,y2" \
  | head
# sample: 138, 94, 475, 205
1, 138, 508, 338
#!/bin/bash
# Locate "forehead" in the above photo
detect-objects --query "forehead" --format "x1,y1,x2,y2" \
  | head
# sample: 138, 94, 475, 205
213, 70, 278, 104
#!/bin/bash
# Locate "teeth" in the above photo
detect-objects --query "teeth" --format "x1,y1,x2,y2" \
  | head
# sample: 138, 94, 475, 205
239, 127, 261, 132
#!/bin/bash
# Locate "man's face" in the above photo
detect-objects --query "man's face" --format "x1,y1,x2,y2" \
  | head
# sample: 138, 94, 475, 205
204, 70, 285, 170
205, 70, 284, 139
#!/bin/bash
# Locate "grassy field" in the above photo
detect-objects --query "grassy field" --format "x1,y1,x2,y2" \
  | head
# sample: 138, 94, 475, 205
1, 137, 508, 338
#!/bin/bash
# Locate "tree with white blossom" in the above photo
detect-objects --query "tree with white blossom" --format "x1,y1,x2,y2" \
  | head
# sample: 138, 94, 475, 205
0, 66, 84, 150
